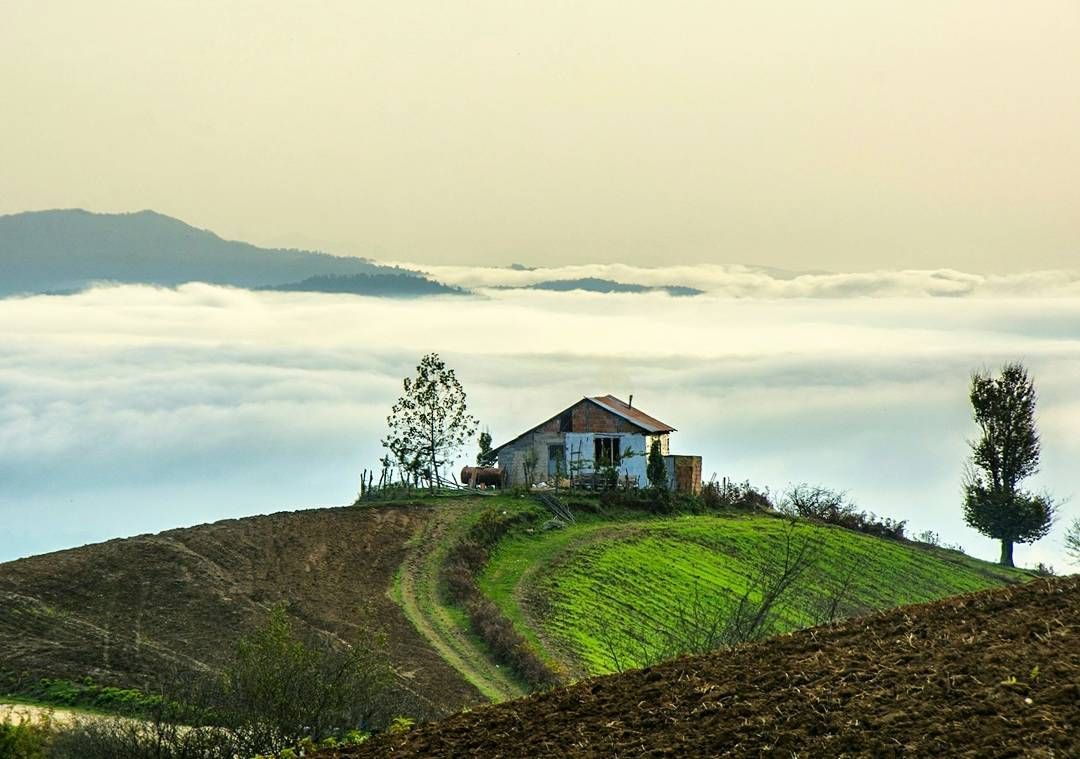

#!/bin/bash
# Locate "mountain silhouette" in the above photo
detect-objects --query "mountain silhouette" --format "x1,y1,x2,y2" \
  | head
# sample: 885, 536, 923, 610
0, 209, 419, 296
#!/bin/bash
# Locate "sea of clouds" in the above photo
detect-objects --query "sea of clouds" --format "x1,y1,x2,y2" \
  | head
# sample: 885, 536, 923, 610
407, 261, 1080, 299
2, 268, 1079, 568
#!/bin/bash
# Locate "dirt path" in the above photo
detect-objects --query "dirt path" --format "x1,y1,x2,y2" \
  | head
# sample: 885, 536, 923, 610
394, 505, 525, 703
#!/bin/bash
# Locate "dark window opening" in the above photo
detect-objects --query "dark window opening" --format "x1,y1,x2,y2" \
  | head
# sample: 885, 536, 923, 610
548, 444, 565, 476
594, 437, 620, 467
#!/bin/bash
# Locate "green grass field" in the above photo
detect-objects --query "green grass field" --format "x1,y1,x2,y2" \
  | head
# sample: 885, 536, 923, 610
479, 510, 1030, 675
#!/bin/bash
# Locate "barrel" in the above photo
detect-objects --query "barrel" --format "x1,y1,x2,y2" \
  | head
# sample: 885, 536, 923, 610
460, 466, 505, 488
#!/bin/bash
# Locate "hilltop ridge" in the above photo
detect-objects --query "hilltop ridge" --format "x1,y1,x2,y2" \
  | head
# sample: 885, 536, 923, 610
0, 495, 1035, 726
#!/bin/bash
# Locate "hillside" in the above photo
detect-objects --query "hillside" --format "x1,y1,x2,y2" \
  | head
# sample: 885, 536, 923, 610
0, 209, 441, 296
0, 496, 1033, 726
0, 505, 481, 721
481, 512, 1025, 675
340, 576, 1079, 757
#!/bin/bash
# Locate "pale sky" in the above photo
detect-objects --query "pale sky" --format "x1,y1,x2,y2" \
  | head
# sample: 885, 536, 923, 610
3, 1, 1078, 271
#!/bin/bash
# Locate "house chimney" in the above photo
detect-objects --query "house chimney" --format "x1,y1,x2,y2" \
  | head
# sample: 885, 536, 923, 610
628, 394, 634, 408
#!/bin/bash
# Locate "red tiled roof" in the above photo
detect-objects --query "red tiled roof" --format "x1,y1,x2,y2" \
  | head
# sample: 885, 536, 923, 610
587, 395, 676, 433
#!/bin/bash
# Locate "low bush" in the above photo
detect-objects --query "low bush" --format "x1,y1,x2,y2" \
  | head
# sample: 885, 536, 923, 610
701, 479, 774, 511
914, 529, 941, 546
779, 484, 907, 541
13, 678, 165, 717
43, 604, 405, 759
0, 714, 53, 759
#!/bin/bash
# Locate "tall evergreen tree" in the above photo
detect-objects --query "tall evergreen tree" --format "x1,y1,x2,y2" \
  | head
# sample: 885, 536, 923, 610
646, 437, 668, 491
383, 353, 477, 489
962, 362, 1055, 566
476, 430, 497, 467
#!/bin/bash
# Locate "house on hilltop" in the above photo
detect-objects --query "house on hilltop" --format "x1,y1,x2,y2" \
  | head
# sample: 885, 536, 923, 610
492, 395, 702, 493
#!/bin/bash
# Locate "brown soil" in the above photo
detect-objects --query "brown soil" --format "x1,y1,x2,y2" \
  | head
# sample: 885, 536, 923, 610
0, 505, 481, 719
336, 576, 1079, 757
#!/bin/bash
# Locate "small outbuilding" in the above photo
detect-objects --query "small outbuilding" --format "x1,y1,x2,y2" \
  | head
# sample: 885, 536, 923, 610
491, 395, 702, 494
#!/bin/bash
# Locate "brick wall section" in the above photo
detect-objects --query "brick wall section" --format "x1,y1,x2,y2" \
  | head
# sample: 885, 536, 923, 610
569, 400, 641, 434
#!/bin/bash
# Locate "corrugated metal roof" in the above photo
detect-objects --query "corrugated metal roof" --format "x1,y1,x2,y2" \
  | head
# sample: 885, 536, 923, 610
587, 395, 676, 433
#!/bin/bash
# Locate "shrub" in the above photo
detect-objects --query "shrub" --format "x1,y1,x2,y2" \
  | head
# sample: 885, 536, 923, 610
14, 678, 165, 717
47, 605, 401, 759
215, 603, 396, 755
779, 484, 907, 541
701, 479, 774, 511
914, 530, 941, 547
49, 714, 234, 759
646, 438, 668, 491
0, 714, 52, 759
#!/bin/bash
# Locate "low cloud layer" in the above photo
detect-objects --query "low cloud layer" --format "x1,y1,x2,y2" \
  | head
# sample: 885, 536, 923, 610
404, 262, 1080, 299
2, 280, 1079, 569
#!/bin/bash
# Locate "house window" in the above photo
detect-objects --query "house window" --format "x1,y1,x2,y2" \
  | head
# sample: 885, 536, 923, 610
547, 444, 565, 476
594, 437, 620, 467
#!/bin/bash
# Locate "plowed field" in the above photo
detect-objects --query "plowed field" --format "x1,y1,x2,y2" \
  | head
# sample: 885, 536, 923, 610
338, 576, 1079, 757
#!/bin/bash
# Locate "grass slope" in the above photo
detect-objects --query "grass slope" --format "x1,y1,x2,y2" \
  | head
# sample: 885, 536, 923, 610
343, 577, 1079, 757
481, 511, 1029, 675
0, 495, 1034, 726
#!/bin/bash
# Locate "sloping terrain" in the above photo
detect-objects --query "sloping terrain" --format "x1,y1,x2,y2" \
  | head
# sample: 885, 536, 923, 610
338, 576, 1080, 757
481, 511, 1028, 675
0, 209, 431, 295
0, 505, 481, 719
1, 497, 1036, 726
393, 504, 527, 703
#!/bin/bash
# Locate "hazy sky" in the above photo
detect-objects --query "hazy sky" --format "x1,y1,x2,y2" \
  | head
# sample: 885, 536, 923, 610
3, 2, 1078, 271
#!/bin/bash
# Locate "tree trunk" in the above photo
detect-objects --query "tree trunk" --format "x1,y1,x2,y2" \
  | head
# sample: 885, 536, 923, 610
999, 539, 1015, 567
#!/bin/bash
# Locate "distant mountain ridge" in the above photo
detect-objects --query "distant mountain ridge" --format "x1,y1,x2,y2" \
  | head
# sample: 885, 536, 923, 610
0, 209, 427, 296
523, 277, 702, 296
260, 273, 466, 297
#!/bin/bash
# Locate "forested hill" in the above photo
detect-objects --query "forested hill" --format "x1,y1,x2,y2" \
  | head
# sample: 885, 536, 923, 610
0, 209, 430, 296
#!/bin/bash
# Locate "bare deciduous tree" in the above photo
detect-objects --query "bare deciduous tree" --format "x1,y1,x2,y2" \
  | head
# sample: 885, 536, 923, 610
1065, 518, 1080, 567
598, 524, 818, 672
